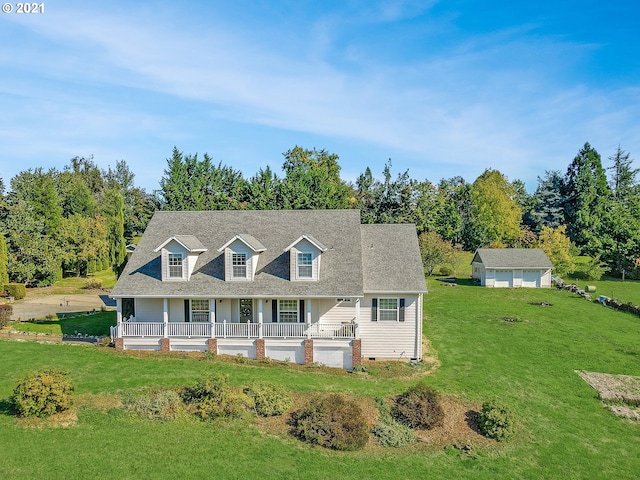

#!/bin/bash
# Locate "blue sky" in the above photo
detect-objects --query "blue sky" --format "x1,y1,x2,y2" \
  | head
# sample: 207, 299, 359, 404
2, 0, 639, 193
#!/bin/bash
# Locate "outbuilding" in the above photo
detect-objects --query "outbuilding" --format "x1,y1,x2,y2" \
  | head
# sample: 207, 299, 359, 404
471, 248, 553, 288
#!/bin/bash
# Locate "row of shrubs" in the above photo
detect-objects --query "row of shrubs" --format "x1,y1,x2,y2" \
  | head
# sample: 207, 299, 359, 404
10, 369, 516, 450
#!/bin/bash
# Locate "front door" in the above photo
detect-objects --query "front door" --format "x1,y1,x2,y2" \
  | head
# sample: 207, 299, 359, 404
239, 298, 253, 323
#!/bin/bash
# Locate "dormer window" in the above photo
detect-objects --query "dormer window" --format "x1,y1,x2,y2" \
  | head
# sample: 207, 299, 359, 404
168, 253, 183, 278
218, 234, 266, 282
154, 235, 207, 282
232, 253, 247, 278
285, 234, 327, 282
298, 253, 313, 278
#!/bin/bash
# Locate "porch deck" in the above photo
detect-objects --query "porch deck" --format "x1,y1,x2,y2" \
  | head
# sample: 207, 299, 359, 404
110, 321, 356, 342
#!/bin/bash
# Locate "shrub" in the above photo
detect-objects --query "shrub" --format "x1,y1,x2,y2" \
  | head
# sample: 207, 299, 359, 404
371, 398, 415, 447
439, 265, 454, 276
477, 401, 515, 441
245, 382, 293, 417
290, 394, 369, 451
4, 283, 26, 300
83, 278, 102, 289
12, 369, 74, 418
392, 383, 444, 429
122, 388, 185, 421
181, 373, 253, 420
0, 304, 12, 328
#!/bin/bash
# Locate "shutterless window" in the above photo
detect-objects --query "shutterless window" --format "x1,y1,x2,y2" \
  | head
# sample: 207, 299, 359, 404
232, 253, 247, 278
191, 300, 209, 322
298, 253, 312, 278
168, 253, 183, 278
279, 299, 298, 323
378, 298, 398, 321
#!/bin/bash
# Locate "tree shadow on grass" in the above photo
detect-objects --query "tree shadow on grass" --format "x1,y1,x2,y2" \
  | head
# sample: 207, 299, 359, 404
0, 398, 15, 417
465, 409, 482, 434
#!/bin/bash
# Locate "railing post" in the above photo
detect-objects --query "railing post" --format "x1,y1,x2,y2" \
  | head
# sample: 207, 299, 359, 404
223, 320, 227, 339
258, 299, 263, 339
163, 298, 169, 339
210, 298, 216, 339
247, 320, 251, 339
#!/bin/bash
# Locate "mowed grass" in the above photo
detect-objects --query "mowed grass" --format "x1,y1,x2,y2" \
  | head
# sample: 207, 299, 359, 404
11, 311, 115, 336
1, 279, 639, 479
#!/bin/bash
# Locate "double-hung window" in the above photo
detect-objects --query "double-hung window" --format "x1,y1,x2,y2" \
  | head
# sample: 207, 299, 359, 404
232, 253, 247, 278
297, 253, 312, 278
279, 299, 298, 323
371, 297, 405, 322
168, 253, 183, 278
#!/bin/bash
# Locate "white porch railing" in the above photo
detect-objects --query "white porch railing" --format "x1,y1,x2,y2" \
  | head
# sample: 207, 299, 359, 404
167, 322, 210, 337
214, 321, 259, 338
115, 321, 357, 339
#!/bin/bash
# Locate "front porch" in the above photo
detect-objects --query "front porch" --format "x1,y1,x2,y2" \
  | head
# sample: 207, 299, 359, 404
110, 296, 362, 369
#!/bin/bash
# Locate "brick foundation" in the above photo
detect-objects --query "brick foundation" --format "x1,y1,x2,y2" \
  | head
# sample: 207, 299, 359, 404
207, 338, 218, 354
303, 339, 314, 365
256, 338, 266, 360
160, 337, 171, 352
114, 337, 124, 351
351, 339, 362, 366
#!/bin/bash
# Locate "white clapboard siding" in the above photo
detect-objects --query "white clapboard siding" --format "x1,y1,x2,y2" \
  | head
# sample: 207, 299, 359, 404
317, 299, 357, 324
358, 294, 419, 359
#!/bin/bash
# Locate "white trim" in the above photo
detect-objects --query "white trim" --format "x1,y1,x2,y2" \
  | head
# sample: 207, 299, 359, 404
283, 234, 328, 253
217, 235, 267, 253
154, 236, 207, 253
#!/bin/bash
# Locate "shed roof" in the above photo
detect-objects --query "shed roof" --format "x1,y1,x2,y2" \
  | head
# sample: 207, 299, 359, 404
471, 248, 553, 269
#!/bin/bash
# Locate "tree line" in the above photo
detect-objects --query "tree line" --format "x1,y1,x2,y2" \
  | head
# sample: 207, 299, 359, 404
1, 142, 639, 287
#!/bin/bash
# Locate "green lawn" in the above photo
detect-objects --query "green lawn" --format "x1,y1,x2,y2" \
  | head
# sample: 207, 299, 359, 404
1, 280, 638, 479
11, 311, 115, 336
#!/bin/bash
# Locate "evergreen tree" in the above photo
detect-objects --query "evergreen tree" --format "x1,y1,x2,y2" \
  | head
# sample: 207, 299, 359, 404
608, 146, 638, 203
561, 143, 612, 255
101, 185, 127, 274
0, 231, 9, 286
247, 166, 281, 210
530, 170, 565, 231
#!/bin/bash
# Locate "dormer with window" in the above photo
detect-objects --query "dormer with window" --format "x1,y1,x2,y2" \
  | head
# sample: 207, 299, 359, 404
154, 235, 208, 281
284, 234, 327, 281
218, 234, 266, 281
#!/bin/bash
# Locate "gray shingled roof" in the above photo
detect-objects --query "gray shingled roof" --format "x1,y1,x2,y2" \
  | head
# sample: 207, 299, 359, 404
111, 210, 427, 298
361, 224, 428, 293
155, 235, 207, 253
471, 248, 553, 269
218, 234, 266, 253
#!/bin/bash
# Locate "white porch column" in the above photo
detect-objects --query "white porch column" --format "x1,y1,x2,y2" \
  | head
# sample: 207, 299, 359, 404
116, 298, 122, 337
209, 298, 216, 338
355, 298, 360, 339
306, 298, 312, 339
258, 298, 263, 339
163, 298, 169, 338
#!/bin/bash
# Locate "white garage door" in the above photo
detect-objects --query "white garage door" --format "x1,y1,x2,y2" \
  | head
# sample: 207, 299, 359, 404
522, 270, 540, 288
494, 271, 513, 288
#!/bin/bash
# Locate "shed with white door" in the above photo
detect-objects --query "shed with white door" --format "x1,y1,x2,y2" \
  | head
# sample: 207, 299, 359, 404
471, 248, 553, 288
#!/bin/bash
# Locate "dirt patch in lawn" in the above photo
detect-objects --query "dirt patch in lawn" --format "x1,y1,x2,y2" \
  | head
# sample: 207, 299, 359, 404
255, 392, 494, 451
576, 370, 640, 420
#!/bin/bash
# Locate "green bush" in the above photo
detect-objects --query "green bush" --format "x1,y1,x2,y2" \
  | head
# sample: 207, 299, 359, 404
181, 373, 253, 420
439, 265, 454, 276
477, 401, 516, 441
371, 398, 415, 447
0, 304, 12, 328
12, 369, 74, 418
290, 394, 369, 451
83, 278, 102, 289
123, 388, 185, 421
4, 283, 26, 300
245, 382, 293, 417
392, 383, 444, 429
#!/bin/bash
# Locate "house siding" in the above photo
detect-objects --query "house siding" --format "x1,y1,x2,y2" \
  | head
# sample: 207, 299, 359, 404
358, 294, 419, 360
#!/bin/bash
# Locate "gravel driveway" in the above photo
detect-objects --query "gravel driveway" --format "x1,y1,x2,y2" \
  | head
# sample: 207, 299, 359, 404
9, 293, 116, 321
